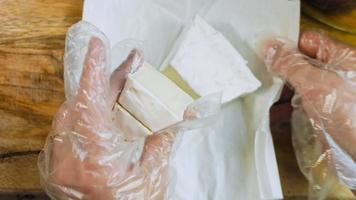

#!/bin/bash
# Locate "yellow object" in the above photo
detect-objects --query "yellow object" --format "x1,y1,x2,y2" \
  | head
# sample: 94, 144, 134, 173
301, 15, 356, 47
162, 66, 200, 100
301, 0, 356, 47
302, 2, 356, 34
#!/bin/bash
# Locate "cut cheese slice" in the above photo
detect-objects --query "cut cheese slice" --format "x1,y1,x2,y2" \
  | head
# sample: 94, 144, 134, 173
162, 16, 261, 103
119, 62, 194, 132
113, 103, 152, 139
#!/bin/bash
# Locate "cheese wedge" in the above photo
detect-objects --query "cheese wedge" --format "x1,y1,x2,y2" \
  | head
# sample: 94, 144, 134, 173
119, 62, 194, 132
162, 16, 261, 103
113, 103, 152, 139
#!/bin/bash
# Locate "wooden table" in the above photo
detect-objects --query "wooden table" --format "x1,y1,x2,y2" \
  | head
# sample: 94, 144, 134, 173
0, 1, 354, 199
0, 1, 82, 199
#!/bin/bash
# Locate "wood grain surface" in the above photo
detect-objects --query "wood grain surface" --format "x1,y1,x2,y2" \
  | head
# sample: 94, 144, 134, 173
0, 0, 354, 199
0, 0, 83, 196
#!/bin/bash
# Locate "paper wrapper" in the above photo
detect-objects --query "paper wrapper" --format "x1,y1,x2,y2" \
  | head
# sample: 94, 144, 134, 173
82, 0, 300, 199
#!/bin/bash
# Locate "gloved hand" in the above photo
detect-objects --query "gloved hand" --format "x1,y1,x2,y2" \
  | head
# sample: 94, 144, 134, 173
39, 37, 176, 200
263, 31, 356, 193
264, 31, 356, 161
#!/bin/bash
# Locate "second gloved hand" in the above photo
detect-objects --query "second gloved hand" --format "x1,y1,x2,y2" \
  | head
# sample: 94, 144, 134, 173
264, 31, 356, 161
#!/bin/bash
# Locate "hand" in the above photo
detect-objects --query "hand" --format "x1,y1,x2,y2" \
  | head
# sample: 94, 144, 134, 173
39, 37, 176, 200
263, 31, 356, 161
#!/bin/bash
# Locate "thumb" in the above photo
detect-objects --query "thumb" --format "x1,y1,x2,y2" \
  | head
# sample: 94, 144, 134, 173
139, 129, 177, 172
109, 49, 144, 104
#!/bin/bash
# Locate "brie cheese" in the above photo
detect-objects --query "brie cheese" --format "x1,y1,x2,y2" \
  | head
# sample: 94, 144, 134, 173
113, 103, 152, 139
162, 16, 261, 103
119, 62, 193, 132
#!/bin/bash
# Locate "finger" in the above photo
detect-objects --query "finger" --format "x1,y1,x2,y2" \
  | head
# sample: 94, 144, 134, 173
298, 30, 325, 59
264, 39, 338, 97
264, 39, 309, 81
79, 37, 108, 95
110, 49, 143, 104
299, 30, 356, 64
139, 129, 176, 172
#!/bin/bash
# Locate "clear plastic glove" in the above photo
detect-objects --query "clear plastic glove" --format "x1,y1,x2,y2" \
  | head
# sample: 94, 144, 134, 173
38, 37, 177, 200
263, 31, 356, 191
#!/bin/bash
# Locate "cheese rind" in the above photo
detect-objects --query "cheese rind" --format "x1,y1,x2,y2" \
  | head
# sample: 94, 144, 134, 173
119, 62, 193, 132
163, 16, 261, 103
113, 104, 152, 139
163, 66, 200, 100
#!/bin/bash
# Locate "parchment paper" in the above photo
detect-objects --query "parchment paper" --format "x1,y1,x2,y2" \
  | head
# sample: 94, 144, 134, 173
82, 1, 300, 199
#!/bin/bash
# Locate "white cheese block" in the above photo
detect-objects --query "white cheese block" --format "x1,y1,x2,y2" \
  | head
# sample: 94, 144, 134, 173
119, 62, 194, 132
113, 103, 152, 139
162, 16, 261, 103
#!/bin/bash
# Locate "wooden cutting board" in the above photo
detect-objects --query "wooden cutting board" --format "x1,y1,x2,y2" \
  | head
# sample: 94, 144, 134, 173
0, 0, 82, 198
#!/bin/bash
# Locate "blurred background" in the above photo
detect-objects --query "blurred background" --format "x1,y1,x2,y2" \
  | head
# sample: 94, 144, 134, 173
0, 0, 354, 199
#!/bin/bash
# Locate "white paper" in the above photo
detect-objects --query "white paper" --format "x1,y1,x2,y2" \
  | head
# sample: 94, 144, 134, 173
82, 0, 300, 199
165, 16, 261, 103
